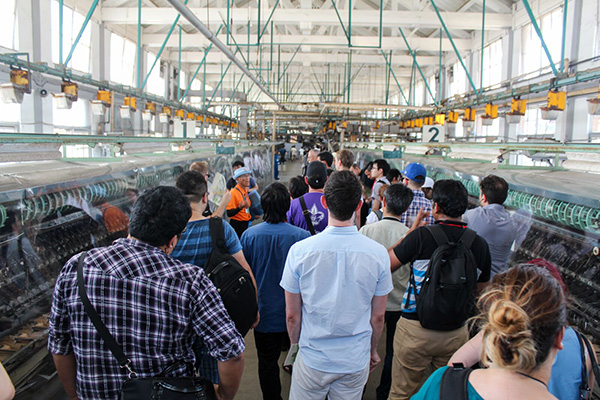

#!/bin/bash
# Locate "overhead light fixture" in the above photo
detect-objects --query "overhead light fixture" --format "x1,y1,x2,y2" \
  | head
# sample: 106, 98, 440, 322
481, 103, 498, 126
540, 90, 566, 120
506, 97, 527, 124
159, 106, 172, 123
463, 107, 475, 128
92, 90, 111, 116
0, 68, 31, 104
53, 81, 79, 109
142, 102, 157, 121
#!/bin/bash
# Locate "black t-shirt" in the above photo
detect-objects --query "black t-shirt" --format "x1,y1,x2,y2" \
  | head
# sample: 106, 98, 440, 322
394, 220, 491, 283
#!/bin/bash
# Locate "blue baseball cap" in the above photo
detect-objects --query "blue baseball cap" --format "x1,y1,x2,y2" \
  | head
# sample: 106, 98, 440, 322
233, 167, 252, 179
401, 163, 427, 183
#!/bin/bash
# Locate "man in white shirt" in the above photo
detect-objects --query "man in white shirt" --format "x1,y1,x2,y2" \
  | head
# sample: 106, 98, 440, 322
281, 171, 392, 400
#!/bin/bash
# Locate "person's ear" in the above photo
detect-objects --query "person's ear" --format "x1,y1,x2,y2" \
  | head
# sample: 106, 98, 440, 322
203, 192, 209, 204
382, 197, 387, 208
433, 202, 441, 214
305, 176, 309, 185
320, 195, 328, 209
165, 235, 178, 254
480, 193, 487, 204
553, 326, 565, 350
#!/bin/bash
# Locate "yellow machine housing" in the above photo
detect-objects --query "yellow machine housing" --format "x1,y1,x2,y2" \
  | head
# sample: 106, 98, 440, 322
61, 81, 78, 101
446, 111, 459, 123
96, 90, 112, 105
547, 90, 566, 110
510, 98, 527, 115
124, 97, 137, 112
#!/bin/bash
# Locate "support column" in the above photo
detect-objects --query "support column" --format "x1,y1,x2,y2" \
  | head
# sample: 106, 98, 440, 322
272, 113, 277, 180
563, 0, 583, 143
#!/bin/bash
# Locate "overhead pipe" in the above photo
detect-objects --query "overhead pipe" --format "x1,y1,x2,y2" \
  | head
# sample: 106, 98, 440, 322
164, 0, 285, 109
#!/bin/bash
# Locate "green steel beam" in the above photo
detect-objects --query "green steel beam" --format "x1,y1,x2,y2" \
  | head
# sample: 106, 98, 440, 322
398, 27, 438, 106
137, 0, 142, 88
179, 25, 224, 101
331, 0, 350, 42
560, 0, 568, 73
429, 0, 481, 96
520, 0, 559, 76
59, 0, 63, 64
141, 0, 191, 91
258, 0, 281, 43
0, 53, 233, 121
64, 0, 100, 67
178, 25, 182, 101
380, 50, 409, 105
205, 54, 237, 110
480, 0, 485, 92
438, 29, 442, 104
278, 43, 302, 83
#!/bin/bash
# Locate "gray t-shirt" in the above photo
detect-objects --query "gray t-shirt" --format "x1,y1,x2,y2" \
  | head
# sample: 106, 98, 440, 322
463, 204, 517, 277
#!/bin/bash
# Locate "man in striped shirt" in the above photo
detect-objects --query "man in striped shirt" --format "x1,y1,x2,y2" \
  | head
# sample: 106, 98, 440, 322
48, 186, 245, 400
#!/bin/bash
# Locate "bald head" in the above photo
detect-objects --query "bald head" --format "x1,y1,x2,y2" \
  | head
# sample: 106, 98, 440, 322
307, 149, 319, 163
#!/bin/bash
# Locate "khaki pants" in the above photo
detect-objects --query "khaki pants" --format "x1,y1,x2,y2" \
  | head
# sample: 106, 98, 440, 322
388, 317, 468, 400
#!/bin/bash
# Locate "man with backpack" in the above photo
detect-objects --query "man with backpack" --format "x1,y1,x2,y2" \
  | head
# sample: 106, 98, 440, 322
171, 171, 258, 384
387, 179, 491, 400
286, 161, 329, 235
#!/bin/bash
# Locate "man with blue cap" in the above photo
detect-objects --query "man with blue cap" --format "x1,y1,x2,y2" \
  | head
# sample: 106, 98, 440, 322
227, 167, 253, 238
400, 163, 434, 227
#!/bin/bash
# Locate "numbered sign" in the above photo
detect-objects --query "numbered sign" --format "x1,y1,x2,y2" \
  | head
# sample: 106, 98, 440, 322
422, 125, 446, 143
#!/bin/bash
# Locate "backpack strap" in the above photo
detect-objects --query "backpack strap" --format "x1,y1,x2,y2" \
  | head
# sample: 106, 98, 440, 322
374, 209, 383, 221
440, 364, 471, 400
209, 217, 228, 254
458, 228, 477, 250
575, 329, 600, 398
76, 252, 135, 375
425, 224, 450, 247
298, 195, 316, 235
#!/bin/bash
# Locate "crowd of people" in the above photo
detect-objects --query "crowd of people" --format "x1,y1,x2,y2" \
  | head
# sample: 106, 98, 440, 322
45, 148, 598, 400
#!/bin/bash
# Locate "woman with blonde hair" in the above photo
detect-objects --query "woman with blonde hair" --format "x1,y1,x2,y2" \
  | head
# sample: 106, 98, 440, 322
412, 264, 568, 399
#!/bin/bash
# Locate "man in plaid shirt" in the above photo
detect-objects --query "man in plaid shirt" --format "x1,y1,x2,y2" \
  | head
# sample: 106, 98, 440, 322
399, 163, 435, 228
48, 186, 245, 400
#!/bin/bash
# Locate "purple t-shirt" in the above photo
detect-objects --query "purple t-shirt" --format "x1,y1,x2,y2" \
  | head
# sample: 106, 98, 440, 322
287, 192, 328, 233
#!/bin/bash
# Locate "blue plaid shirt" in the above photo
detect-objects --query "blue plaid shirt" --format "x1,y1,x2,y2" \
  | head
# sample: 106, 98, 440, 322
48, 238, 244, 400
400, 189, 435, 227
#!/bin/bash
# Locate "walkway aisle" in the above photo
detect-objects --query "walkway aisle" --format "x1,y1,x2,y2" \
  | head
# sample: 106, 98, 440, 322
237, 157, 385, 400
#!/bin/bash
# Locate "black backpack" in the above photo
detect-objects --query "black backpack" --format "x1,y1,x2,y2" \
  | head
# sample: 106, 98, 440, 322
204, 217, 258, 337
440, 363, 472, 400
409, 225, 478, 331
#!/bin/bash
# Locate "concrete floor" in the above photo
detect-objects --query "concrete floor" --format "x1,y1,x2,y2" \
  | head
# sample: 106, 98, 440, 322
236, 330, 386, 400
234, 158, 385, 400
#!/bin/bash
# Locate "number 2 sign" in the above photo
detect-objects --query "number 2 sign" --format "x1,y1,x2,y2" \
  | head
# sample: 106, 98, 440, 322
422, 125, 446, 143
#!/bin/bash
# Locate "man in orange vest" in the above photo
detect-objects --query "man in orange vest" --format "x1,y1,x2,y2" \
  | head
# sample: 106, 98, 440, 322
227, 167, 253, 238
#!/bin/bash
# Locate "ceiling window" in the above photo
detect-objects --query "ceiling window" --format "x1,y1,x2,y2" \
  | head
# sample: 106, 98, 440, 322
0, 0, 18, 50
146, 52, 164, 97
520, 7, 563, 79
482, 39, 503, 88
110, 33, 136, 87
449, 61, 467, 97
414, 79, 424, 107
51, 0, 92, 73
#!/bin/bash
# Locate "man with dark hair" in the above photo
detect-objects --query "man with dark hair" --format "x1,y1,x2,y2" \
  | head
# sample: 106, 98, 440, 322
172, 171, 257, 384
386, 168, 402, 184
463, 174, 516, 277
351, 163, 361, 176
317, 151, 335, 176
240, 183, 310, 400
334, 149, 354, 171
49, 186, 245, 400
288, 175, 309, 199
287, 161, 329, 234
388, 180, 491, 399
370, 159, 391, 212
399, 163, 435, 227
282, 171, 392, 400
359, 184, 413, 400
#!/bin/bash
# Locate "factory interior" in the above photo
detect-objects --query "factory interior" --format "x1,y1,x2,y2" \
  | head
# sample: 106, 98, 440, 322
0, 0, 599, 398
